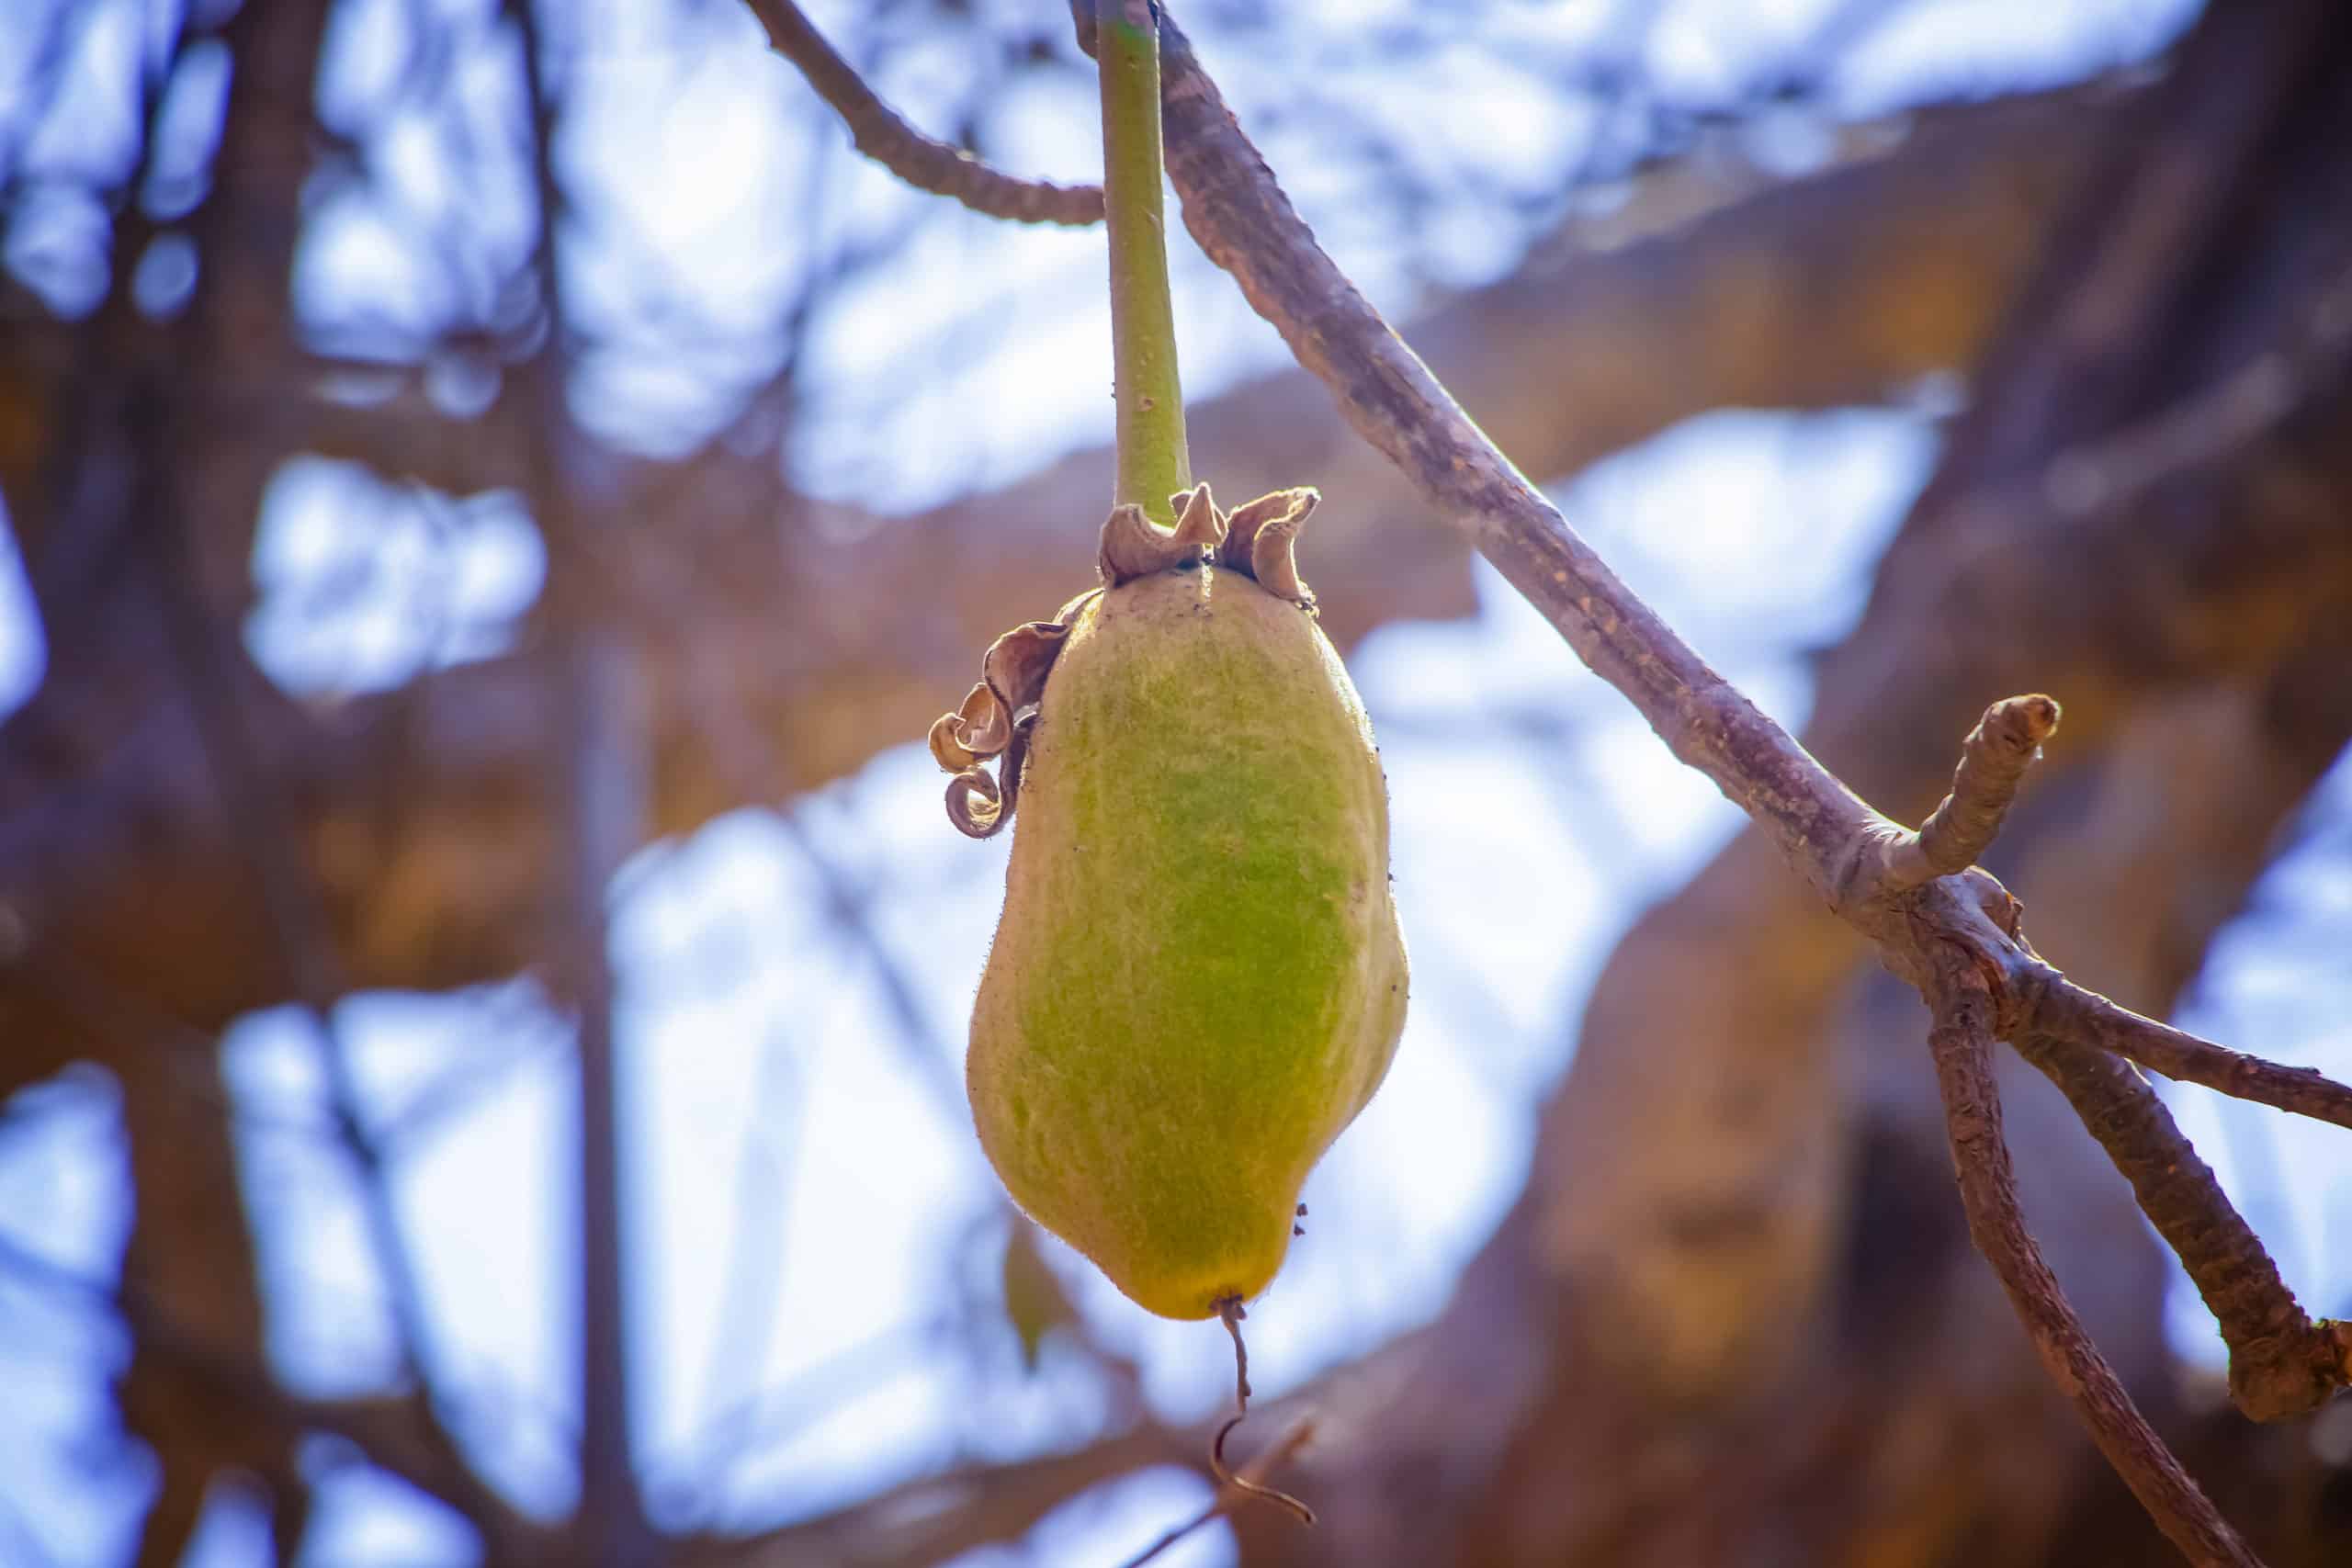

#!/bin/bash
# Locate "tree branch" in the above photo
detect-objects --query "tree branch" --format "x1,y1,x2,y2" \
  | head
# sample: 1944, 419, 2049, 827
1887, 694, 2062, 887
746, 0, 1103, 226
509, 0, 655, 1551
2010, 1031, 2352, 1421
1925, 976, 2260, 1568
2020, 970, 2352, 1132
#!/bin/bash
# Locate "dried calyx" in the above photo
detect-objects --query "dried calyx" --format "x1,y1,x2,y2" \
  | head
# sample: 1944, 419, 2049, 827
927, 482, 1319, 840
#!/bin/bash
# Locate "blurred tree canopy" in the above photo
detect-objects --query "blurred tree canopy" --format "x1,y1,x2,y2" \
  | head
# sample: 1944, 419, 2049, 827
3, 1, 2350, 1566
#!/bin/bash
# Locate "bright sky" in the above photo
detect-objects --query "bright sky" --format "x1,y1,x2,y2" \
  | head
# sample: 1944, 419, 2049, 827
6, 2, 2348, 1567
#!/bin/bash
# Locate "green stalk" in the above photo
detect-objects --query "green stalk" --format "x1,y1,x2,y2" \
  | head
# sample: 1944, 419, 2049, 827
1096, 0, 1190, 526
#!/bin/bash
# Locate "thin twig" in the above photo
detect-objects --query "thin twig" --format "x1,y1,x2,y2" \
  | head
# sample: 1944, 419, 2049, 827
2022, 967, 2352, 1132
1927, 978, 2261, 1568
560, 633, 649, 1555
2013, 1030, 2352, 1421
745, 0, 1103, 226
1888, 694, 2062, 887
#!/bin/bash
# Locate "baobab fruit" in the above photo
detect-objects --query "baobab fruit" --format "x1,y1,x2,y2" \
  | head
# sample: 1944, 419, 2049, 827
932, 484, 1408, 1320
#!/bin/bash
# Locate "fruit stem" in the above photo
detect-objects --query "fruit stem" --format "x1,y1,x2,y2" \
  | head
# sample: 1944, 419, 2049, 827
1215, 1293, 1253, 1408
1209, 1296, 1318, 1529
1096, 0, 1190, 527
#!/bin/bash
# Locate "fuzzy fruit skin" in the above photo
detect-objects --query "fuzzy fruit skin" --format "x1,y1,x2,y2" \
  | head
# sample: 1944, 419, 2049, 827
967, 560, 1408, 1321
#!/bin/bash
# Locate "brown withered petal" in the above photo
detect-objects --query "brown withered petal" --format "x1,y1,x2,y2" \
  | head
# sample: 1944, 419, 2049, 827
1170, 483, 1227, 549
944, 713, 1039, 840
945, 766, 1005, 839
949, 679, 1006, 756
1250, 508, 1314, 608
1098, 501, 1213, 585
981, 619, 1077, 720
1217, 488, 1318, 608
930, 592, 1096, 839
930, 706, 981, 773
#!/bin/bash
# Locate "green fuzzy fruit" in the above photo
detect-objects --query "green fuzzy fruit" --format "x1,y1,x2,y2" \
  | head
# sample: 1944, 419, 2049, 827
967, 517, 1408, 1321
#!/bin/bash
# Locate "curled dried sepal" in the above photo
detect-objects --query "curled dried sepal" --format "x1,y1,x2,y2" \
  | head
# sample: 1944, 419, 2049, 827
1217, 488, 1318, 609
1097, 486, 1229, 586
944, 765, 1003, 837
983, 620, 1073, 725
1171, 484, 1227, 549
933, 603, 1093, 839
929, 682, 996, 772
938, 619, 1075, 761
1100, 501, 1207, 585
945, 714, 1039, 837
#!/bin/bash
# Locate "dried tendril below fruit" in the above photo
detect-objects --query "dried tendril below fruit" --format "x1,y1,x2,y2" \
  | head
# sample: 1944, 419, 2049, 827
929, 484, 1408, 1322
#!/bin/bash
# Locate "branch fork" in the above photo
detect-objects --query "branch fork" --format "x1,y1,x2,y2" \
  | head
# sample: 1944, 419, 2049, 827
1876, 700, 2349, 1567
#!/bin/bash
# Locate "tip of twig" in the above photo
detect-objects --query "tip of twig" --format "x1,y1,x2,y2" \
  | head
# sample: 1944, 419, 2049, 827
1989, 693, 2063, 750
1892, 690, 2067, 888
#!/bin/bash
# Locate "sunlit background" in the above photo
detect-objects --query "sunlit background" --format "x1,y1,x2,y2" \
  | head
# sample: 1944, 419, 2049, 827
4, 1, 2347, 1565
